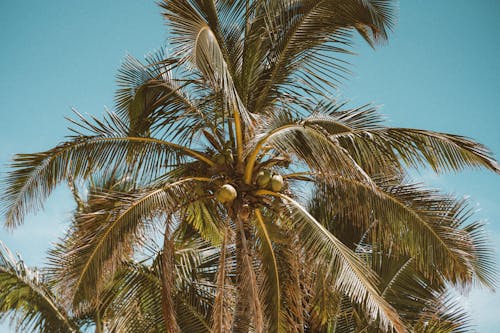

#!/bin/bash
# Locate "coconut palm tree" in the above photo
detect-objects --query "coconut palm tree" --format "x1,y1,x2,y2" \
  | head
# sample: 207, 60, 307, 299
1, 0, 498, 332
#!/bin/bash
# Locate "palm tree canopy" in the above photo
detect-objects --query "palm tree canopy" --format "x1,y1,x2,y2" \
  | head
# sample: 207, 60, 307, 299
1, 1, 498, 332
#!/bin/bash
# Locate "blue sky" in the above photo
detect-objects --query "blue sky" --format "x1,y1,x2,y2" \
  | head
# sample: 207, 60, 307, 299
1, 1, 499, 331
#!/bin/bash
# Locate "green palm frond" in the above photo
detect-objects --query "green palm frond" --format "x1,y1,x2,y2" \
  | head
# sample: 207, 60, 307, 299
412, 291, 474, 333
372, 255, 436, 323
1, 112, 212, 228
250, 0, 396, 112
48, 177, 205, 305
334, 128, 500, 174
258, 190, 406, 333
175, 290, 212, 333
308, 101, 385, 131
254, 209, 284, 332
448, 204, 497, 290
301, 105, 500, 174
115, 50, 210, 144
160, 0, 255, 134
308, 178, 496, 287
0, 242, 79, 333
105, 261, 165, 332
244, 116, 374, 185
181, 198, 224, 245
104, 237, 216, 333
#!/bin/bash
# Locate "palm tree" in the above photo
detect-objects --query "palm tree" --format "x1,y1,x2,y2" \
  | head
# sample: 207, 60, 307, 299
1, 0, 498, 332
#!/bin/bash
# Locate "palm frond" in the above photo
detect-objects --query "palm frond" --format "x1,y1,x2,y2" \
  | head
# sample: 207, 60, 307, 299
49, 178, 203, 305
0, 242, 79, 333
302, 106, 500, 174
308, 177, 496, 287
105, 237, 216, 333
105, 262, 165, 332
372, 255, 436, 323
412, 291, 474, 333
115, 50, 210, 144
254, 209, 285, 332
181, 198, 224, 245
1, 112, 212, 227
250, 0, 396, 112
160, 0, 255, 138
386, 127, 500, 173
450, 207, 497, 290
258, 191, 406, 333
244, 114, 374, 186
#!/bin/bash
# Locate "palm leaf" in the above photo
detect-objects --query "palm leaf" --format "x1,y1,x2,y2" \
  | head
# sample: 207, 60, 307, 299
257, 190, 406, 333
302, 106, 500, 174
244, 114, 374, 186
0, 242, 79, 333
251, 0, 396, 112
115, 50, 210, 144
105, 237, 216, 333
412, 291, 474, 333
1, 112, 213, 227
308, 177, 495, 287
49, 178, 203, 305
254, 209, 285, 333
160, 0, 255, 140
181, 198, 224, 245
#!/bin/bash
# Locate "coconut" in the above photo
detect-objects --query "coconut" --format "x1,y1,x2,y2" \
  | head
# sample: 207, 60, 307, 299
256, 170, 272, 188
270, 174, 284, 192
216, 184, 237, 203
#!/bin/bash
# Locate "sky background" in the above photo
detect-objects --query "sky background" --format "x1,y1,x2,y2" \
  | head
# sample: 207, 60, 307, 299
0, 1, 499, 331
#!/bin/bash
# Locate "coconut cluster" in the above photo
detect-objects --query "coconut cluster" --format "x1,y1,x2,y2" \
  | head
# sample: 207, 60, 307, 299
213, 169, 285, 205
255, 169, 284, 192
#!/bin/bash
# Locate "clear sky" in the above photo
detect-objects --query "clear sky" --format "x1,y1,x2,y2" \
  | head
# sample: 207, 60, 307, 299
1, 1, 499, 332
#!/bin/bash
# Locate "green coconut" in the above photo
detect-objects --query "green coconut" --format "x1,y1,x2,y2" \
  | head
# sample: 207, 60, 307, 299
256, 170, 272, 188
270, 174, 284, 192
216, 184, 237, 203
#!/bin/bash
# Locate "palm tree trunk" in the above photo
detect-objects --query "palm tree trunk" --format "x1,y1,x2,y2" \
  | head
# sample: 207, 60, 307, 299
211, 227, 233, 333
160, 221, 180, 333
232, 222, 252, 332
231, 204, 263, 333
